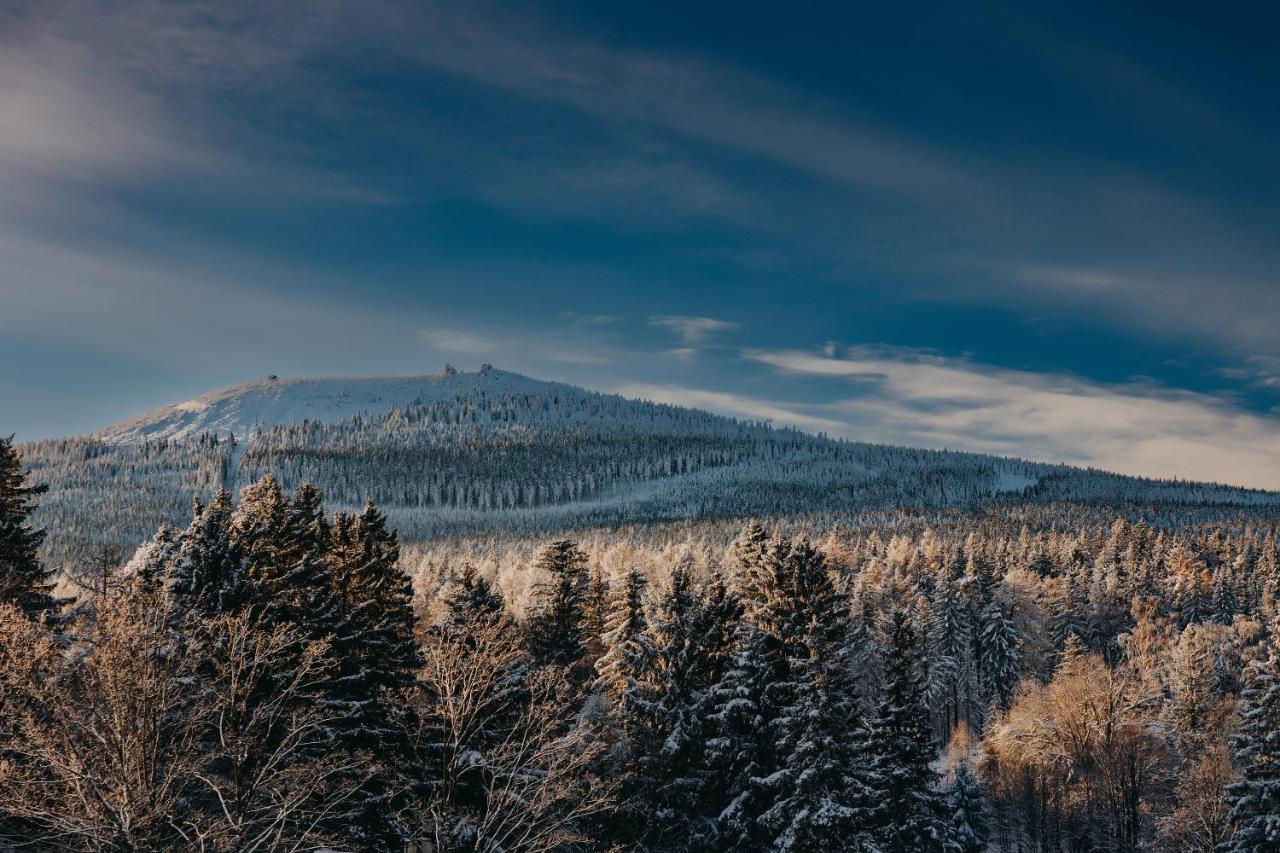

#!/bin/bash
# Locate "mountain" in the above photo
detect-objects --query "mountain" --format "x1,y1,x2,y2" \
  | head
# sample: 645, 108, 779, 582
19, 366, 1280, 569
94, 365, 519, 443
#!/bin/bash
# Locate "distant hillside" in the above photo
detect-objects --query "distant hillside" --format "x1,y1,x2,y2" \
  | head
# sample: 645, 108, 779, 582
18, 366, 1280, 569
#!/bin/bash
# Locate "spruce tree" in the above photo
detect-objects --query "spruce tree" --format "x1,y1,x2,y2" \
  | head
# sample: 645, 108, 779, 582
928, 563, 973, 734
762, 539, 879, 852
946, 759, 989, 853
525, 540, 591, 681
582, 563, 611, 667
977, 591, 1021, 711
444, 560, 506, 627
230, 479, 356, 838
869, 607, 953, 853
0, 436, 59, 621
632, 563, 718, 852
125, 525, 182, 596
168, 489, 250, 618
711, 531, 878, 851
594, 568, 652, 708
593, 568, 655, 844
328, 503, 423, 850
1223, 653, 1280, 851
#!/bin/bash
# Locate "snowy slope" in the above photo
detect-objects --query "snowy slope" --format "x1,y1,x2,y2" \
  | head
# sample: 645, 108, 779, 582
96, 366, 544, 443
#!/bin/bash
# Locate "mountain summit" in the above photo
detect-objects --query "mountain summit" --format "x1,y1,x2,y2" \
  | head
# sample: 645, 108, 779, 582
96, 365, 544, 443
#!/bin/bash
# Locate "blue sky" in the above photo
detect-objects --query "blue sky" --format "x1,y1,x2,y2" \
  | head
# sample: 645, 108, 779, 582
2, 1, 1279, 487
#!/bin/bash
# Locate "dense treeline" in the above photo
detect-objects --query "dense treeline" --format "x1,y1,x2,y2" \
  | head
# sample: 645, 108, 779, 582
6, 436, 1280, 851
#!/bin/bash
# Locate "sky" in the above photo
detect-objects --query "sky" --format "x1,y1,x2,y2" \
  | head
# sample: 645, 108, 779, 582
2, 0, 1279, 488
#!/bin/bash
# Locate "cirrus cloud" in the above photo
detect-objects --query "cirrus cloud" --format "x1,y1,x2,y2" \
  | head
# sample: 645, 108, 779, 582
743, 346, 1280, 490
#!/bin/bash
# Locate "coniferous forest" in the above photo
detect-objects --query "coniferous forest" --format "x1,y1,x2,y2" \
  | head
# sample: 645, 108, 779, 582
5, 431, 1280, 853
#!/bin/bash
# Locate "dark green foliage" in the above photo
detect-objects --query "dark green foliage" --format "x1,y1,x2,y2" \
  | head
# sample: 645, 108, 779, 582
0, 436, 59, 621
947, 760, 990, 853
711, 528, 879, 852
525, 539, 591, 678
1223, 654, 1280, 852
168, 489, 251, 617
445, 560, 507, 627
870, 607, 954, 852
328, 502, 423, 849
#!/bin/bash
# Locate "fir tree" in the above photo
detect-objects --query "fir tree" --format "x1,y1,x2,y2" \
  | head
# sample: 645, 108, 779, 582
328, 502, 423, 849
444, 560, 506, 627
712, 531, 878, 851
977, 591, 1021, 711
1223, 653, 1280, 852
525, 539, 591, 679
869, 607, 954, 853
946, 759, 989, 853
0, 436, 59, 621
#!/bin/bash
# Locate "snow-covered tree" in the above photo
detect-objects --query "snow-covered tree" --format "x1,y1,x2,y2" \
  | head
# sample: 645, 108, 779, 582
870, 607, 954, 852
0, 435, 60, 622
1224, 652, 1280, 851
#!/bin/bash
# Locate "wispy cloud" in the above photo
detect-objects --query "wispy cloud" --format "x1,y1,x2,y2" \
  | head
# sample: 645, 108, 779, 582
418, 328, 498, 355
649, 315, 740, 344
744, 346, 1280, 489
418, 323, 612, 366
612, 382, 847, 434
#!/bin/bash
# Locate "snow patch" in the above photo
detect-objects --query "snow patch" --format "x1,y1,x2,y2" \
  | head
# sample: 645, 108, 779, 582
994, 469, 1037, 494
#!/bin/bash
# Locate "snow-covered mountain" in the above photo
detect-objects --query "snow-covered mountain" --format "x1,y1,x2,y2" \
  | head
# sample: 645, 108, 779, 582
19, 366, 1280, 569
96, 365, 517, 443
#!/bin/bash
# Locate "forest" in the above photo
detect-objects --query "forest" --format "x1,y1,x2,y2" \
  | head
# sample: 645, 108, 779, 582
4, 431, 1280, 852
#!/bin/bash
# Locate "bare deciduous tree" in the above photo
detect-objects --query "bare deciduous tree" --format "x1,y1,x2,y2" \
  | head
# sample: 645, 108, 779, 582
408, 616, 615, 852
0, 589, 371, 852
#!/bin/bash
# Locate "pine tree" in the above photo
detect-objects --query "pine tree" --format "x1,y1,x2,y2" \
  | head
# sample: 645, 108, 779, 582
444, 560, 506, 627
0, 436, 59, 621
168, 489, 251, 618
1223, 652, 1280, 851
525, 540, 591, 680
869, 607, 954, 853
946, 759, 989, 853
711, 531, 878, 851
328, 502, 423, 849
632, 563, 720, 852
977, 590, 1021, 711
593, 568, 655, 845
